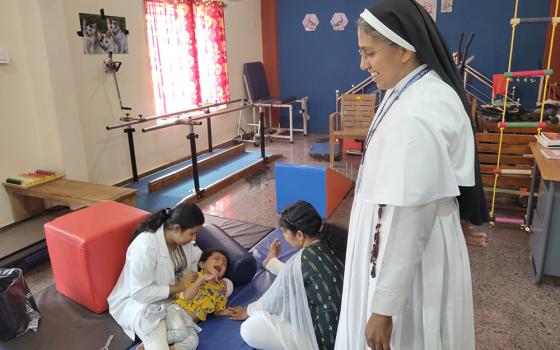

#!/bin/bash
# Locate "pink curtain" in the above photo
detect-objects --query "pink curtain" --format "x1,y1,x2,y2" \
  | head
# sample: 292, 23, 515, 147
193, 1, 230, 104
145, 0, 230, 115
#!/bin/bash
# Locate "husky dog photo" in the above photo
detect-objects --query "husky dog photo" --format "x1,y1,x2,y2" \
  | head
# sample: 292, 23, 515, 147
79, 13, 129, 54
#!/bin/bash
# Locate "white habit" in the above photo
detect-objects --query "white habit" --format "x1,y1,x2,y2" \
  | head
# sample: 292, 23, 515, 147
334, 66, 476, 350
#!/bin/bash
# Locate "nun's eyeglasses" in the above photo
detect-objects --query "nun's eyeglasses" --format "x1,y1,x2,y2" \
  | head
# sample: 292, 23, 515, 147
358, 45, 393, 59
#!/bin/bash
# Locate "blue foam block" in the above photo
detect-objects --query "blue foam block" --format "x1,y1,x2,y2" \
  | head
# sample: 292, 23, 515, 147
275, 163, 327, 218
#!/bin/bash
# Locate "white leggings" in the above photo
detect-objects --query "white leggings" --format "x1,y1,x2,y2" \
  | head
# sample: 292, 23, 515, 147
240, 311, 294, 350
134, 306, 199, 350
135, 319, 169, 350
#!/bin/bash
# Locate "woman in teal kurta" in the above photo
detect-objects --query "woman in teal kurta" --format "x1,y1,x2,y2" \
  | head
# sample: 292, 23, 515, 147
301, 239, 344, 349
230, 201, 346, 350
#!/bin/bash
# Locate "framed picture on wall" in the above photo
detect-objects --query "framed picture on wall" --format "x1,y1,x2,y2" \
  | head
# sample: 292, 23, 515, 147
302, 14, 319, 31
79, 13, 129, 55
330, 13, 348, 31
441, 0, 453, 13
415, 0, 437, 21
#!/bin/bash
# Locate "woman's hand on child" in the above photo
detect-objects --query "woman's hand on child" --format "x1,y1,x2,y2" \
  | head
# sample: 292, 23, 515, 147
185, 272, 199, 285
170, 274, 193, 295
228, 306, 249, 321
215, 307, 235, 316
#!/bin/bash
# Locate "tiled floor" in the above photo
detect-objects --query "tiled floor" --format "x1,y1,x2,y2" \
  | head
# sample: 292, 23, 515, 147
17, 134, 560, 349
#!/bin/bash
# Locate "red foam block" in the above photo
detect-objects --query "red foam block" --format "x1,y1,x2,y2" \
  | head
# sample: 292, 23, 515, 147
44, 201, 149, 313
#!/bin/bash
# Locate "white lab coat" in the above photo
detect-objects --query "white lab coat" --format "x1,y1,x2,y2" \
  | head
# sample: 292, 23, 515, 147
108, 225, 202, 340
335, 67, 475, 349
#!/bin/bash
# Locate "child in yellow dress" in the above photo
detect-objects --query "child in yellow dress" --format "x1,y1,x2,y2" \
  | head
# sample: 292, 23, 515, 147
165, 249, 233, 350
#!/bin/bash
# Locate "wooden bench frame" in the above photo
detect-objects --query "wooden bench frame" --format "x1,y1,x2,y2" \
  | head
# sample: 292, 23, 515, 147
3, 179, 137, 222
329, 93, 376, 167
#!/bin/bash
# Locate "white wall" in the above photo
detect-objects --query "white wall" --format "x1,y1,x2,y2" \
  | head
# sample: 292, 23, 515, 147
0, 0, 263, 227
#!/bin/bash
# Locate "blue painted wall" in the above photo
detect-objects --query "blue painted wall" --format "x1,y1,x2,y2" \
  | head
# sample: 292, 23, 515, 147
277, 0, 551, 133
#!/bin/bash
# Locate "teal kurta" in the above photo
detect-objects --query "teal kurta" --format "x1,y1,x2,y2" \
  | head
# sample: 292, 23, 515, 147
302, 241, 344, 350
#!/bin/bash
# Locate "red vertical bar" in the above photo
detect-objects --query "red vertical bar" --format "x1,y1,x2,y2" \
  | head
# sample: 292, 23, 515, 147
261, 0, 280, 125
544, 2, 560, 97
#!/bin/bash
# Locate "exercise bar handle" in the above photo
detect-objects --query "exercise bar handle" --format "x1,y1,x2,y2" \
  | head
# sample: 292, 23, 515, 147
141, 122, 175, 133
141, 104, 252, 133
189, 104, 252, 122
498, 121, 547, 128
141, 120, 201, 133
511, 17, 560, 25
106, 98, 246, 130
504, 69, 553, 78
493, 168, 532, 175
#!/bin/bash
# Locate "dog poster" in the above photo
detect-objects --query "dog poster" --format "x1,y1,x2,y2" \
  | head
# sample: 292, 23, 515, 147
79, 13, 129, 54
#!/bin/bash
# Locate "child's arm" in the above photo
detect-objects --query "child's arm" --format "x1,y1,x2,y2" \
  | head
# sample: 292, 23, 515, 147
180, 274, 216, 300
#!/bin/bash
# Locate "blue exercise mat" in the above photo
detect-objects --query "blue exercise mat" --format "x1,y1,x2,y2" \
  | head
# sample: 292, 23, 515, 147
309, 140, 340, 161
197, 228, 298, 349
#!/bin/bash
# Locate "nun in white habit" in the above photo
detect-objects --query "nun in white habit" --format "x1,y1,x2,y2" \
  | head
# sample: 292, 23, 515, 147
334, 0, 481, 349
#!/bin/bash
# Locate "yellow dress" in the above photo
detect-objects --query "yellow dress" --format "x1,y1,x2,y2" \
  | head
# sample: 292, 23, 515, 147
173, 272, 227, 321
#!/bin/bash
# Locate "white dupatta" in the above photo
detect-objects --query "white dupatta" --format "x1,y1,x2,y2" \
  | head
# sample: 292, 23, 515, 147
247, 250, 319, 350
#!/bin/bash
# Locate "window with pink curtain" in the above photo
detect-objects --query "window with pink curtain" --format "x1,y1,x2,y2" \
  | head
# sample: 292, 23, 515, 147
145, 0, 230, 115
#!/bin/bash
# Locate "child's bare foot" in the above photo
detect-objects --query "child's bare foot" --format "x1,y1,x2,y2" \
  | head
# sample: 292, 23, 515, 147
134, 343, 144, 350
262, 238, 281, 268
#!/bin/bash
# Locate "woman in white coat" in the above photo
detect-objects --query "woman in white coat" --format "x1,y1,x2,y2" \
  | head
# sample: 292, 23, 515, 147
108, 203, 231, 350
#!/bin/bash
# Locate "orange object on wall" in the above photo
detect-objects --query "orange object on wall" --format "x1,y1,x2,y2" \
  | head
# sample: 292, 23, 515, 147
45, 201, 150, 313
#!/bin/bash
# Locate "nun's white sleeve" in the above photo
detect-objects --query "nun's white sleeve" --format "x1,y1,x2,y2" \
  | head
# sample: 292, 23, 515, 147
371, 201, 437, 316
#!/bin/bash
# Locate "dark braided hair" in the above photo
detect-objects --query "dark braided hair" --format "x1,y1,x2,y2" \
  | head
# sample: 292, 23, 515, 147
279, 201, 347, 260
131, 202, 205, 241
